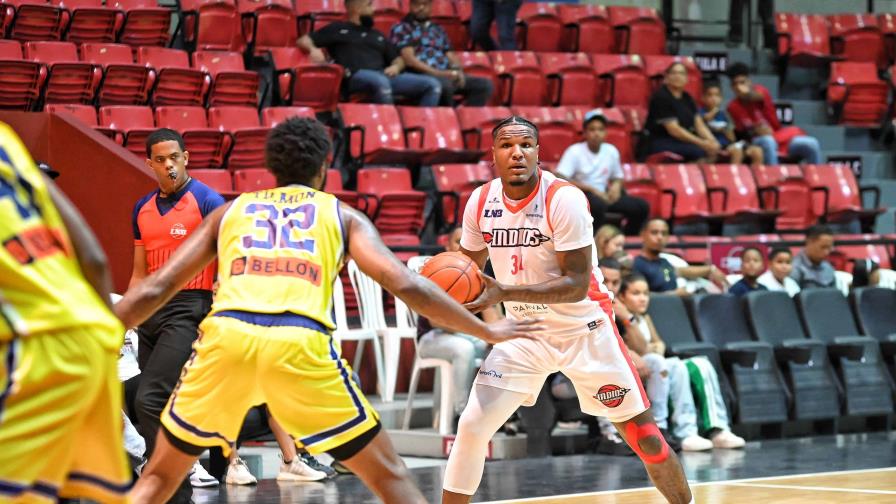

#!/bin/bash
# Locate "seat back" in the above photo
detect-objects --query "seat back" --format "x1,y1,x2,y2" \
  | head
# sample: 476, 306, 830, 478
155, 105, 208, 129
99, 104, 153, 130
79, 42, 132, 64
591, 54, 649, 108
645, 294, 700, 347
693, 294, 754, 347
517, 2, 563, 52
851, 287, 896, 341
455, 105, 513, 154
511, 105, 577, 163
188, 168, 232, 193
398, 106, 464, 151
192, 49, 246, 75
338, 103, 407, 159
24, 40, 78, 63
608, 5, 665, 54
828, 61, 888, 126
702, 164, 761, 214
295, 0, 345, 35
490, 50, 547, 106
539, 52, 596, 106
45, 103, 97, 125
356, 167, 413, 196
744, 290, 808, 345
7, 1, 64, 42
828, 13, 884, 66
558, 4, 611, 53
250, 0, 297, 53
652, 163, 711, 220
457, 51, 500, 104
137, 45, 190, 69
110, 0, 171, 46
775, 13, 830, 61
802, 163, 865, 214
261, 105, 315, 126
431, 163, 485, 228
796, 288, 863, 344
195, 0, 245, 51
751, 164, 815, 229
232, 168, 276, 191
208, 105, 261, 130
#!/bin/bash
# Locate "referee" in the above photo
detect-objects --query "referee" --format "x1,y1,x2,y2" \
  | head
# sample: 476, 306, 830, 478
129, 129, 225, 503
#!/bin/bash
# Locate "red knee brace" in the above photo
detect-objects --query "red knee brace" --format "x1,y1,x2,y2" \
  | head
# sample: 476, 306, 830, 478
625, 421, 670, 464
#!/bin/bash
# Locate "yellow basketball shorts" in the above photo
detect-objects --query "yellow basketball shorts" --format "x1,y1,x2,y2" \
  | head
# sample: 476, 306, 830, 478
161, 311, 380, 457
0, 329, 131, 503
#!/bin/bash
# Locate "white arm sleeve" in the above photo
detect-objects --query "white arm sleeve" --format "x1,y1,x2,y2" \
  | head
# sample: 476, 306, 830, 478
460, 185, 487, 251
549, 186, 595, 252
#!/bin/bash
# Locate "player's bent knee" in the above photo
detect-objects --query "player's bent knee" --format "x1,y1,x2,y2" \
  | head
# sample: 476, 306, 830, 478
625, 422, 670, 465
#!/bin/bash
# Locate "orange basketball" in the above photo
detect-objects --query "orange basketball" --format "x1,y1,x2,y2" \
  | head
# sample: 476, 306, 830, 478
419, 251, 484, 304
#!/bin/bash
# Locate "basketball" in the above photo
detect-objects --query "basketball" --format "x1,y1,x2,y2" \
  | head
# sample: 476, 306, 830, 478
419, 251, 484, 304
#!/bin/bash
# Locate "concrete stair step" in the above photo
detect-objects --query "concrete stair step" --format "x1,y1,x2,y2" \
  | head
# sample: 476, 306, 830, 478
801, 125, 845, 151
785, 99, 830, 126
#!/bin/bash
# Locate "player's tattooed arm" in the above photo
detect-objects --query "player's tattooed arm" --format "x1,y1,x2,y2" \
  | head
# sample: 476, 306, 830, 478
465, 244, 592, 312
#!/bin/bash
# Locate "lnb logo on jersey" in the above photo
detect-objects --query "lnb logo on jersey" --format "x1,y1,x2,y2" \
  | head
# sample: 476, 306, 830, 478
482, 228, 550, 247
594, 384, 630, 408
169, 223, 187, 240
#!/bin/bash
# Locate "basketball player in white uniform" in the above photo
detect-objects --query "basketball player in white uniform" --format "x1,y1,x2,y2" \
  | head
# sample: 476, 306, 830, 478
442, 117, 694, 504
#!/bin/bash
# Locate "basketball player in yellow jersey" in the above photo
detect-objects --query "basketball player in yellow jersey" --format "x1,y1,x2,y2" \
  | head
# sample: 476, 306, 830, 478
114, 117, 543, 504
0, 122, 131, 502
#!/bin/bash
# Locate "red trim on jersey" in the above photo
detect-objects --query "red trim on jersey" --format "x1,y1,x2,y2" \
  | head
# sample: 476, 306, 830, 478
501, 173, 542, 214
598, 296, 650, 408
543, 179, 574, 233
475, 180, 494, 230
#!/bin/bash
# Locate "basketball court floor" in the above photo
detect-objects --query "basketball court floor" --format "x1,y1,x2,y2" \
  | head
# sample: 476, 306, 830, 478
192, 431, 896, 503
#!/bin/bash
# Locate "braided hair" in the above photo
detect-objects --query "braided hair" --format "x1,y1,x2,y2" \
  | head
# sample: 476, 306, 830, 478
491, 116, 539, 143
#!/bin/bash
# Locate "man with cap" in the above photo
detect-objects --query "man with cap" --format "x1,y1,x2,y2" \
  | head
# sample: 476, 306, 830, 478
555, 110, 649, 236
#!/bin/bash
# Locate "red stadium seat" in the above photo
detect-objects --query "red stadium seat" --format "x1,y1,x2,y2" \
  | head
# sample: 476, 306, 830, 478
398, 106, 482, 164
829, 234, 892, 271
261, 105, 315, 126
516, 2, 562, 52
490, 50, 547, 106
53, 0, 121, 44
828, 13, 885, 67
208, 106, 268, 170
644, 55, 702, 105
539, 52, 597, 106
827, 61, 888, 127
382, 233, 421, 263
323, 168, 363, 210
371, 0, 401, 39
607, 6, 666, 55
238, 0, 296, 55
653, 163, 729, 225
878, 13, 896, 66
702, 163, 780, 231
678, 235, 731, 264
591, 54, 649, 109
511, 106, 577, 163
192, 0, 245, 52
430, 0, 464, 50
4, 0, 64, 41
751, 164, 819, 230
621, 163, 661, 218
295, 0, 344, 36
45, 102, 116, 141
155, 106, 231, 169
189, 168, 233, 194
558, 4, 611, 54
109, 0, 171, 47
80, 42, 153, 105
24, 40, 100, 104
431, 163, 489, 229
356, 167, 426, 236
0, 39, 45, 110
802, 164, 885, 232
337, 103, 424, 165
455, 105, 512, 157
192, 50, 259, 107
99, 104, 155, 157
774, 13, 832, 68
233, 167, 276, 191
456, 51, 500, 106
267, 46, 342, 112
137, 46, 209, 106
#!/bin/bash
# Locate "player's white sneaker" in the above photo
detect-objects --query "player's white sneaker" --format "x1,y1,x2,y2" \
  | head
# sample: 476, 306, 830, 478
711, 429, 746, 449
680, 435, 713, 451
225, 457, 257, 485
189, 461, 219, 487
276, 457, 328, 482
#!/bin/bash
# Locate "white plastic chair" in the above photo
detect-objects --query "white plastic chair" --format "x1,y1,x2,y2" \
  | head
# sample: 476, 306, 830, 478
876, 268, 896, 289
834, 270, 853, 296
332, 272, 386, 400
347, 259, 416, 402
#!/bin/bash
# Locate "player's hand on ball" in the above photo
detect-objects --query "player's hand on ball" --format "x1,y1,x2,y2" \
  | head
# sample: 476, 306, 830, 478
483, 317, 546, 344
464, 271, 504, 313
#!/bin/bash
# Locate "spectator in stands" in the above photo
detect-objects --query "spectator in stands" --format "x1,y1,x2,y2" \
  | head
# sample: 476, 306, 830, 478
556, 111, 649, 235
852, 259, 881, 288
416, 227, 497, 422
701, 81, 764, 165
595, 224, 632, 270
729, 247, 768, 296
469, 0, 521, 50
617, 274, 745, 451
390, 0, 493, 106
726, 62, 822, 165
645, 62, 722, 162
633, 218, 729, 294
758, 248, 801, 296
791, 225, 836, 288
298, 0, 442, 106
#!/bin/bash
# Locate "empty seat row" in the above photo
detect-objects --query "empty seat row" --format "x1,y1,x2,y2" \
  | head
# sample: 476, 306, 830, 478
776, 12, 896, 71
826, 61, 890, 127
0, 0, 171, 45
0, 41, 262, 109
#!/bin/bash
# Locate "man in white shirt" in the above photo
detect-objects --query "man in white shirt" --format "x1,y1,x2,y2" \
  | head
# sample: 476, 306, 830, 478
555, 110, 649, 235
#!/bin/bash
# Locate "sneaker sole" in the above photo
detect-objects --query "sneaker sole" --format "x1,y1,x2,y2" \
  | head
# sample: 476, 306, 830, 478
225, 479, 257, 485
191, 480, 220, 488
276, 473, 327, 482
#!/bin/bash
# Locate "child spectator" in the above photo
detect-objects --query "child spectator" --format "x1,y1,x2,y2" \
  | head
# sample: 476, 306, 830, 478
729, 247, 768, 296
701, 81, 763, 165
758, 248, 801, 296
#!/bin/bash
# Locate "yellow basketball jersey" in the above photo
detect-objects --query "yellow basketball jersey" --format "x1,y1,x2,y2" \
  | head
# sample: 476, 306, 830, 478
0, 122, 123, 345
212, 185, 344, 328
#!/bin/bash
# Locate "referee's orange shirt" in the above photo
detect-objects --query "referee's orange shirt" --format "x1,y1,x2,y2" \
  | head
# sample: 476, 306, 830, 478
132, 178, 225, 291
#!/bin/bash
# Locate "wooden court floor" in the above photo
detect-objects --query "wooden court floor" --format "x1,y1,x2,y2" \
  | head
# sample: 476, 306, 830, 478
481, 467, 896, 504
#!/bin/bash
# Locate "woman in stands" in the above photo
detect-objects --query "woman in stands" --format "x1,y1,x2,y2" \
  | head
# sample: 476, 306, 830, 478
617, 275, 745, 451
595, 224, 632, 270
645, 62, 722, 162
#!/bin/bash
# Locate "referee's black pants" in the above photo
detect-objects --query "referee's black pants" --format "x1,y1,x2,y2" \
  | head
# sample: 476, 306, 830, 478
135, 289, 212, 504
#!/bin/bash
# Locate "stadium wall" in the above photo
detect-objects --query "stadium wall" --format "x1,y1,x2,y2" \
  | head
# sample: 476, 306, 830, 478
0, 111, 156, 293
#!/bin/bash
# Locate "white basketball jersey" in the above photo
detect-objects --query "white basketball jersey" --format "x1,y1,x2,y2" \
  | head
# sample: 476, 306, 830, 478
461, 170, 611, 339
